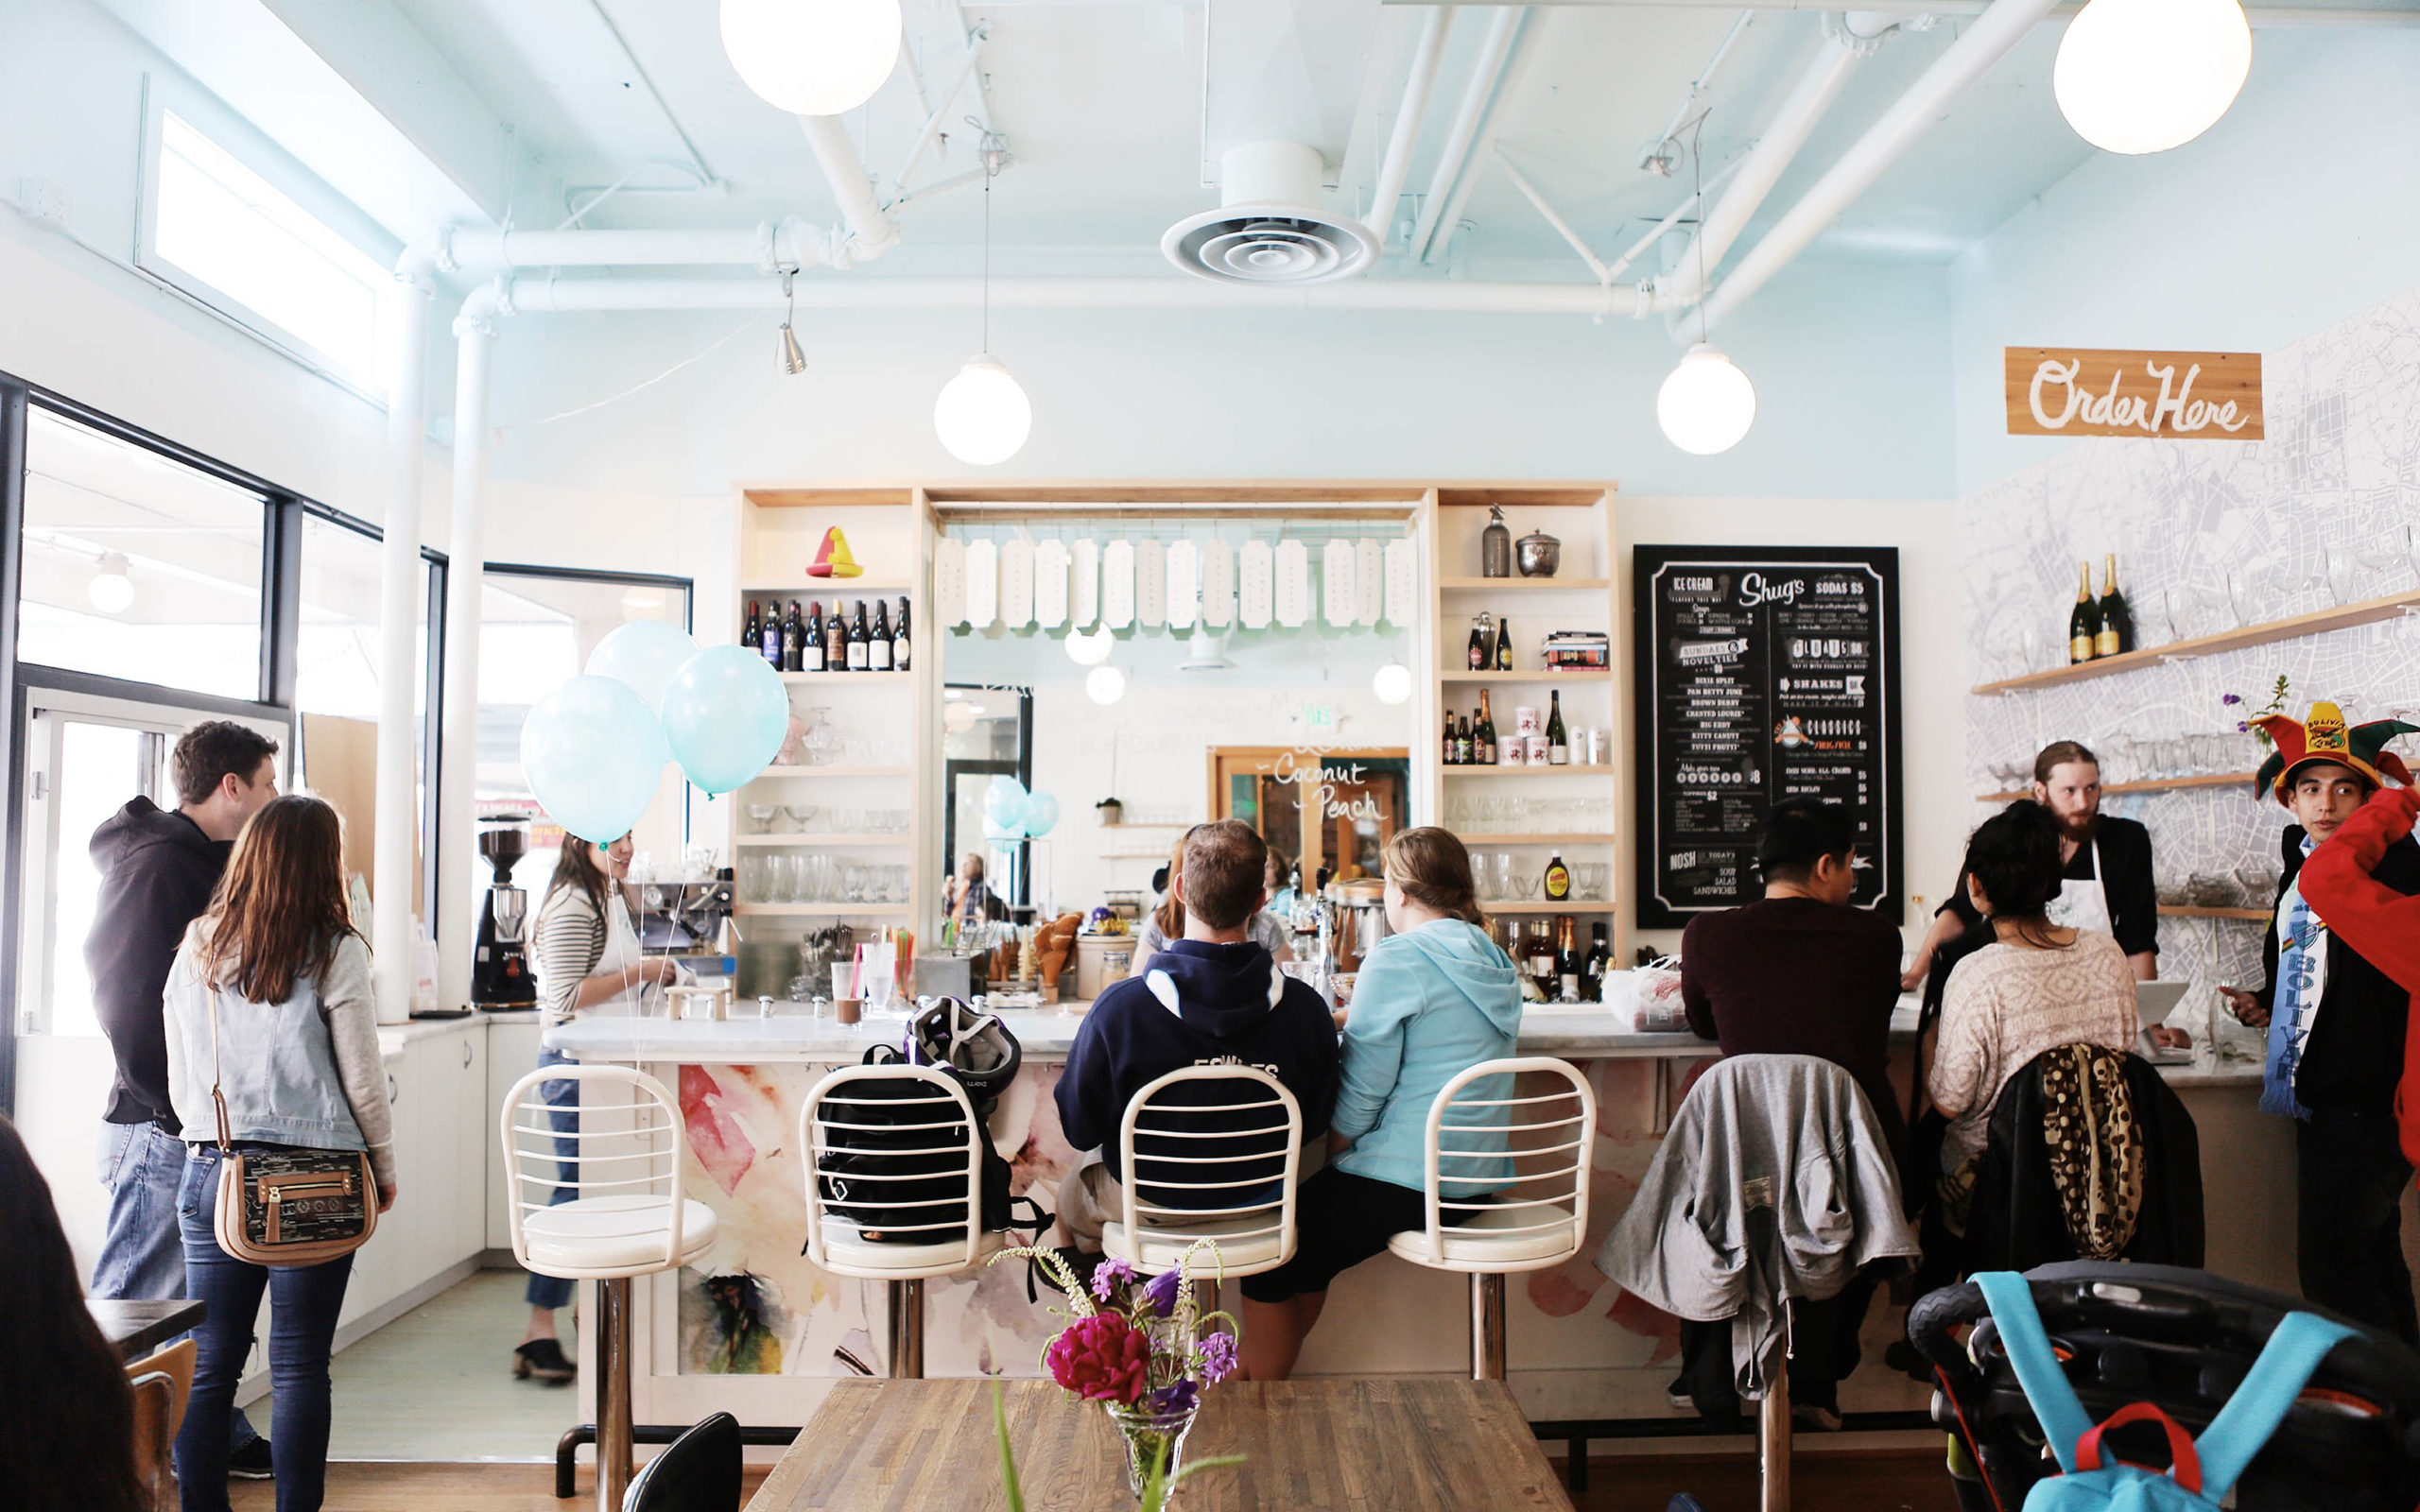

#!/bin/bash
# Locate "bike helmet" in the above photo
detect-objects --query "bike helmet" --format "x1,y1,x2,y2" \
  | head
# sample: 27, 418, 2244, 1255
908, 996, 1022, 1101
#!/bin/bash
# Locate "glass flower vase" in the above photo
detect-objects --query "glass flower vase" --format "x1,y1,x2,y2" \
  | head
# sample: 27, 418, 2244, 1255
1105, 1400, 1201, 1502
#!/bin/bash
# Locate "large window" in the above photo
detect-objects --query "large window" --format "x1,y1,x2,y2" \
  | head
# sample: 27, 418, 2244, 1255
18, 405, 268, 701
142, 111, 389, 388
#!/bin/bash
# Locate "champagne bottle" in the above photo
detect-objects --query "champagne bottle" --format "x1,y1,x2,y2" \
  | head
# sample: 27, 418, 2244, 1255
1443, 711, 1460, 765
1467, 616, 1487, 672
869, 600, 893, 671
802, 601, 825, 672
1556, 915, 1580, 1003
1455, 714, 1473, 766
1546, 689, 1568, 765
892, 597, 912, 672
2068, 560, 2100, 664
1476, 691, 1498, 765
743, 599, 761, 651
2097, 555, 2133, 657
1545, 853, 1571, 902
1495, 614, 1512, 671
824, 602, 848, 671
1582, 923, 1610, 1003
847, 601, 871, 671
758, 597, 783, 666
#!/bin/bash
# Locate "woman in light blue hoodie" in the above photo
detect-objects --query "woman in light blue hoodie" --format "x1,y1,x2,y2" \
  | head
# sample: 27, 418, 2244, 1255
1238, 827, 1522, 1379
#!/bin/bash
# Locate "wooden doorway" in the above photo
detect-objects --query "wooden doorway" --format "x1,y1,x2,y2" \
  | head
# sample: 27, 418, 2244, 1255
1208, 747, 1409, 885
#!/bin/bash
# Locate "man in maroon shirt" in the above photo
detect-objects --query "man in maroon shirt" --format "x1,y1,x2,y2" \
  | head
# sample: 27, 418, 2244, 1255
1682, 797, 1906, 1155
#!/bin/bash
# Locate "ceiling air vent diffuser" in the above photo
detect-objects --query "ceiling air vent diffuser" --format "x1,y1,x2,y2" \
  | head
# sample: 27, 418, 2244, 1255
1163, 142, 1377, 286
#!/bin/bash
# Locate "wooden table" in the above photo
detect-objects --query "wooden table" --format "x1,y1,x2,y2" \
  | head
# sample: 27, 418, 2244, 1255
88, 1298, 205, 1362
748, 1377, 1574, 1512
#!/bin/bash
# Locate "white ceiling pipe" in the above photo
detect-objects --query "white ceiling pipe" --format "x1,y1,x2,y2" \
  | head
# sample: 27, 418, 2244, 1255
437, 306, 494, 1015
1417, 8, 1547, 266
446, 223, 834, 271
799, 114, 902, 262
1383, 0, 2417, 22
371, 235, 439, 1025
1364, 6, 1456, 247
1406, 6, 1526, 265
1655, 23, 1868, 308
488, 273, 1652, 314
1696, 0, 2065, 335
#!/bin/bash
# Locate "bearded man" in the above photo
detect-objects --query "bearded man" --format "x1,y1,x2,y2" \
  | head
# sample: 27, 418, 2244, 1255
1907, 740, 2159, 988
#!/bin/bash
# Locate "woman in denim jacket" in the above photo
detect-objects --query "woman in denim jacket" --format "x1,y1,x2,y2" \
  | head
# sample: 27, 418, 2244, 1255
162, 795, 393, 1512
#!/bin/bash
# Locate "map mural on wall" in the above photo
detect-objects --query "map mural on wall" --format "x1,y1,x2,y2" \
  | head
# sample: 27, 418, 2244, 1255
1962, 288, 2420, 1029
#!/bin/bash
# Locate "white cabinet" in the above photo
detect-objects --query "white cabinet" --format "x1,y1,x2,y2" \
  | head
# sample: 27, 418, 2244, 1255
341, 1022, 488, 1329
484, 1019, 544, 1250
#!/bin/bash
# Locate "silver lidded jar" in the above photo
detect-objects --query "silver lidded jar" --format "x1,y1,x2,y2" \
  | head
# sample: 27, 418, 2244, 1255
1516, 530, 1562, 578
1480, 505, 1512, 577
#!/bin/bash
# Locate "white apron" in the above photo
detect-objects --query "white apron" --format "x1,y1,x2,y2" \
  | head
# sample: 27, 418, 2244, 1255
585, 889, 652, 1016
2043, 837, 2116, 940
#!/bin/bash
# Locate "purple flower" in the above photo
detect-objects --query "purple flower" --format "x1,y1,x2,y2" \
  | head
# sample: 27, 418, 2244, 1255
1090, 1257, 1136, 1301
1146, 1379, 1200, 1416
2237, 720, 2250, 732
1196, 1331, 1238, 1383
2221, 694, 2243, 706
1143, 1267, 1184, 1317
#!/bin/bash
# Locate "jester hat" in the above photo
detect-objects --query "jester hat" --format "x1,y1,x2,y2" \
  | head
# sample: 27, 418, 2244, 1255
2250, 700, 2418, 806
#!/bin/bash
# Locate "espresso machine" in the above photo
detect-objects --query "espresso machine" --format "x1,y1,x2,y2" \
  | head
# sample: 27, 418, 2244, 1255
473, 818, 538, 1010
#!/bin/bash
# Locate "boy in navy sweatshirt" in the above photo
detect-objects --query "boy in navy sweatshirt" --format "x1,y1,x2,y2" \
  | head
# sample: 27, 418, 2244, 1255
1055, 819, 1340, 1248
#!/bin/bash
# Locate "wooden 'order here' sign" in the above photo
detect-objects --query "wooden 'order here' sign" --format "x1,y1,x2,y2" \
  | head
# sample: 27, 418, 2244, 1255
2004, 347, 2263, 439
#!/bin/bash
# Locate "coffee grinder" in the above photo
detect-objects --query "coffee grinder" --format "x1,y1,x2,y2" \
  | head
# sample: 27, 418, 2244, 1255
473, 818, 538, 1009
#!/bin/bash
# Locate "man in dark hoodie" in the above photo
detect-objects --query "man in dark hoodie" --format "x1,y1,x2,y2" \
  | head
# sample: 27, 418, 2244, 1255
89, 719, 279, 1473
1054, 820, 1340, 1251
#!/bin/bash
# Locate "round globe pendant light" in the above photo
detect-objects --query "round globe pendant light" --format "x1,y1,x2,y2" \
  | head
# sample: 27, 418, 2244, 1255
1657, 343, 1757, 455
1084, 664, 1128, 706
720, 0, 902, 117
1372, 662, 1413, 706
934, 356, 1032, 465
2054, 0, 2251, 155
88, 551, 134, 613
1064, 625, 1114, 666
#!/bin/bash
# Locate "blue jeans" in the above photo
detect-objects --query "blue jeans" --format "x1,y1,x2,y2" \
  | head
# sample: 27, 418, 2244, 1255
96, 1120, 261, 1450
176, 1146, 354, 1512
525, 1046, 580, 1313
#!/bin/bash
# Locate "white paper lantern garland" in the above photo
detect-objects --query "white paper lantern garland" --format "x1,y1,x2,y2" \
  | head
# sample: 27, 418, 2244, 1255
1201, 541, 1236, 629
1069, 539, 1100, 628
962, 538, 999, 628
1167, 541, 1201, 630
933, 536, 969, 627
1134, 540, 1168, 628
997, 537, 1035, 629
1272, 541, 1311, 628
1321, 541, 1357, 628
1100, 541, 1136, 628
1032, 540, 1069, 628
1237, 541, 1275, 629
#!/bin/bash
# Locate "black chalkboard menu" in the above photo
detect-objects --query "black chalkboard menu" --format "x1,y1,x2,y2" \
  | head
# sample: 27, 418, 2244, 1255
1633, 546, 1901, 928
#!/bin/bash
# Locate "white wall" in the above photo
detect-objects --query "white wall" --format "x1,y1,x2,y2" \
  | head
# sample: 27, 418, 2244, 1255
1948, 27, 2420, 494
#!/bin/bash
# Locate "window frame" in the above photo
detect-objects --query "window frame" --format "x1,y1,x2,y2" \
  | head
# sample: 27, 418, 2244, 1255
131, 79, 400, 405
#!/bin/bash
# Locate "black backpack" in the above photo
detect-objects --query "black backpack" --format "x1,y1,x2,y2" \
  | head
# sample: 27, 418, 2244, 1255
812, 1042, 1048, 1245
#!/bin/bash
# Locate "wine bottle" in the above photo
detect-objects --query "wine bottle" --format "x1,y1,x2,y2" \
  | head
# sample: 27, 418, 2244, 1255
1525, 920, 1558, 995
742, 599, 761, 651
847, 601, 871, 671
785, 600, 806, 672
869, 599, 893, 671
1546, 689, 1568, 765
892, 596, 912, 672
758, 597, 783, 666
1556, 915, 1580, 1003
825, 602, 848, 672
2098, 555, 2133, 657
1443, 711, 1460, 765
1455, 713, 1473, 766
1467, 616, 1487, 672
2068, 561, 2100, 664
802, 601, 825, 672
1545, 853, 1571, 902
1495, 614, 1512, 671
1476, 691, 1498, 765
1582, 922, 1610, 1003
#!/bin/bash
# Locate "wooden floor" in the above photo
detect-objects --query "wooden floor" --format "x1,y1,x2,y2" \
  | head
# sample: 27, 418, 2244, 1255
231, 1449, 1957, 1512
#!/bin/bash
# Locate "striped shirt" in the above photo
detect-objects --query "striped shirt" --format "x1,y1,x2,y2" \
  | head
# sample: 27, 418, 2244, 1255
532, 885, 608, 1025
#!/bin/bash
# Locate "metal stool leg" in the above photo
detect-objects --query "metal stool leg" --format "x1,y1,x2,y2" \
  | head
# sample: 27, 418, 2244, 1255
1470, 1272, 1507, 1381
887, 1278, 925, 1379
597, 1276, 634, 1512
1758, 1363, 1791, 1512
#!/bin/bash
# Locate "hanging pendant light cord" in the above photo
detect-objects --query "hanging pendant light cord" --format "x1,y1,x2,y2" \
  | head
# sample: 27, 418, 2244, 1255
974, 121, 1007, 356
1689, 112, 1711, 346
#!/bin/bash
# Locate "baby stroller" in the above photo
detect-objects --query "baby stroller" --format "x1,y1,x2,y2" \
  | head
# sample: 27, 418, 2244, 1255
1906, 1263, 2420, 1511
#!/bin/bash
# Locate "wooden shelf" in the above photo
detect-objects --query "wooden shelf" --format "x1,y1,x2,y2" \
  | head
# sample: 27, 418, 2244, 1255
734, 902, 911, 917
1975, 771, 2259, 802
1443, 765, 1613, 778
1438, 670, 1612, 684
2158, 905, 2268, 920
1437, 487, 1613, 508
1972, 588, 2420, 695
745, 580, 914, 593
1482, 900, 1617, 912
1453, 833, 1614, 845
733, 833, 908, 847
780, 670, 911, 684
1437, 577, 1612, 593
752, 765, 912, 779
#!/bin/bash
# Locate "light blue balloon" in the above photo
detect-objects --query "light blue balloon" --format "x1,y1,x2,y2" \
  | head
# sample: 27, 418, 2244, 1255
983, 776, 1028, 833
661, 644, 790, 797
1021, 790, 1061, 838
981, 816, 1022, 842
520, 675, 668, 846
585, 619, 699, 711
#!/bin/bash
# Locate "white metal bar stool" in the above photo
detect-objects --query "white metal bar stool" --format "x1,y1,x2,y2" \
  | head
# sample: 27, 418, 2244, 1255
501, 1063, 717, 1512
1386, 1057, 1597, 1380
800, 1063, 1003, 1379
1104, 1065, 1303, 1278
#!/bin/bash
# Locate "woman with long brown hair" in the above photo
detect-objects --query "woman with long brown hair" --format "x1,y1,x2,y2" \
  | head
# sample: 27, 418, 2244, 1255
160, 794, 392, 1512
1236, 826, 1520, 1379
1136, 826, 1293, 965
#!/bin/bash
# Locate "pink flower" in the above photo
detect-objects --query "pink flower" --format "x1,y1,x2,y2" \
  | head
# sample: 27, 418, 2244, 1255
1046, 1313, 1152, 1404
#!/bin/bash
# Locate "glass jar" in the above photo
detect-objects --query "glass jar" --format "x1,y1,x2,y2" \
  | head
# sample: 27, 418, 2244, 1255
799, 706, 841, 766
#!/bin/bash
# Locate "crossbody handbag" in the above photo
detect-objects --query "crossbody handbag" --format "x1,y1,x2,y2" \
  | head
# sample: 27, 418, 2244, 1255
208, 982, 378, 1267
